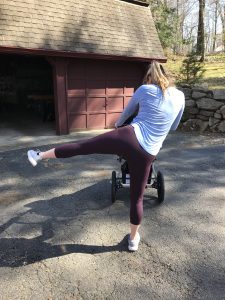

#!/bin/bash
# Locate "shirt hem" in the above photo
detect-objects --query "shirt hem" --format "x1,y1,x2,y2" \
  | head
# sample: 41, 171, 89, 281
131, 123, 158, 156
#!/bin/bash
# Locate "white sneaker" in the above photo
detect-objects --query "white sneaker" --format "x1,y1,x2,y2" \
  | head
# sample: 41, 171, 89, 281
128, 232, 140, 251
27, 150, 42, 167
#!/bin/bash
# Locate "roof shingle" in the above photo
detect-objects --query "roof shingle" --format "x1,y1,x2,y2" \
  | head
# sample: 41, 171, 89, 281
0, 0, 166, 60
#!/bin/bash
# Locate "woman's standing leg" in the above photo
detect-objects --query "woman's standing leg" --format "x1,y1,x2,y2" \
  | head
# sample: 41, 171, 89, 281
128, 153, 155, 240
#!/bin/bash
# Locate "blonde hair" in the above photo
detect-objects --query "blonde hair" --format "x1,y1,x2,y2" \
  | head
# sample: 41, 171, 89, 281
143, 60, 170, 94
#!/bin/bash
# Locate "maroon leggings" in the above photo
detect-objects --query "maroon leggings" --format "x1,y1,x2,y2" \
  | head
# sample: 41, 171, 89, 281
54, 125, 155, 225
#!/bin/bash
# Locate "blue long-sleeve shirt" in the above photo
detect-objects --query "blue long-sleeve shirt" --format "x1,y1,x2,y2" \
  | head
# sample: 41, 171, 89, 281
116, 84, 185, 156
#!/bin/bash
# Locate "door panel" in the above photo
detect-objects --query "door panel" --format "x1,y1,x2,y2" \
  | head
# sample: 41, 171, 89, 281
69, 114, 87, 130
68, 97, 86, 112
87, 97, 106, 112
107, 97, 123, 111
88, 114, 106, 128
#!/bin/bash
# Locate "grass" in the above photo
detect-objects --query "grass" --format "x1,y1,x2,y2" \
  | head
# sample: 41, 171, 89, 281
164, 53, 225, 90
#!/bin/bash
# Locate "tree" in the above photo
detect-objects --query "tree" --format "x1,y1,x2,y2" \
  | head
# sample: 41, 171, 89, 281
212, 0, 219, 51
150, 0, 224, 55
178, 51, 205, 85
196, 0, 206, 61
217, 0, 225, 51
150, 0, 179, 50
177, 0, 199, 54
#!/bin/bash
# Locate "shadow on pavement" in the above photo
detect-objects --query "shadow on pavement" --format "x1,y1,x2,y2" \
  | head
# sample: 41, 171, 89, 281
0, 177, 162, 268
0, 178, 153, 268
0, 235, 130, 268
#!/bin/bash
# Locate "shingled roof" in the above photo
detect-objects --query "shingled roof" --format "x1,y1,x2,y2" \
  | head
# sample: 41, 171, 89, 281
0, 0, 166, 61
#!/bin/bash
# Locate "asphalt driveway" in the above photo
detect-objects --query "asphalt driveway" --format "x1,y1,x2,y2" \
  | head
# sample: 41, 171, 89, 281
0, 130, 225, 300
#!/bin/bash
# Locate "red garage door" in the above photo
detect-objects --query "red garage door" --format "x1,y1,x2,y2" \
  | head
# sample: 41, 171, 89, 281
67, 59, 143, 131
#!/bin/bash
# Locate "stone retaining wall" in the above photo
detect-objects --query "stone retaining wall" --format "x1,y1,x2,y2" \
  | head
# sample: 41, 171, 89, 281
179, 86, 225, 133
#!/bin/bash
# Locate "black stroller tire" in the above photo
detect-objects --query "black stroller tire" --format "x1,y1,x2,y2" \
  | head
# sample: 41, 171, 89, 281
157, 171, 165, 203
111, 171, 117, 203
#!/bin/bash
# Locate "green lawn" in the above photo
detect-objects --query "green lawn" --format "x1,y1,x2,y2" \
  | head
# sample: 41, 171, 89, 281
165, 53, 225, 90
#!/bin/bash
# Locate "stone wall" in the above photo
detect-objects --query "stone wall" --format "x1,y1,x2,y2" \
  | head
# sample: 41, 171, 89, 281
179, 86, 225, 133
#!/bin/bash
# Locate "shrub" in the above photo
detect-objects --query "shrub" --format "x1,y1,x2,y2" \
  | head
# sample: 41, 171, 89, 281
177, 51, 205, 85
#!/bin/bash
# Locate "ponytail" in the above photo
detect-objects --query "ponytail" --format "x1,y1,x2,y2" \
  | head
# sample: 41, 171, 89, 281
143, 60, 170, 95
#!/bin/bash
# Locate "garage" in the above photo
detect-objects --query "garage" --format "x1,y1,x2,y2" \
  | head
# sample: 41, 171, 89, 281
0, 0, 166, 136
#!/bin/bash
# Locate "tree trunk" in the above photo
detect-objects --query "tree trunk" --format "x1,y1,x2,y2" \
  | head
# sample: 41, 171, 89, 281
174, 0, 180, 54
196, 0, 205, 61
213, 1, 218, 52
218, 2, 225, 52
222, 5, 225, 52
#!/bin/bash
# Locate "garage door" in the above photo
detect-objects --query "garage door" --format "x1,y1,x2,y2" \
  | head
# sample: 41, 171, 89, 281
67, 59, 143, 131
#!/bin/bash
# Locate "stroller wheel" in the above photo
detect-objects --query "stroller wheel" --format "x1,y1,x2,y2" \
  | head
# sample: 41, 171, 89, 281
111, 171, 117, 203
157, 171, 165, 203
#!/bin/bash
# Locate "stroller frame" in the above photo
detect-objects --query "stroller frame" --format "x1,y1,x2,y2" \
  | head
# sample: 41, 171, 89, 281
111, 156, 165, 204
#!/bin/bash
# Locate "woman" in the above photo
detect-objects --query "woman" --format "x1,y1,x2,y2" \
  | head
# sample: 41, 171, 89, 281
27, 61, 185, 252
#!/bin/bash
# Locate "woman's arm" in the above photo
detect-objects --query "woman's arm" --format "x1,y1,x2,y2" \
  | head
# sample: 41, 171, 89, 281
170, 97, 185, 131
115, 86, 143, 127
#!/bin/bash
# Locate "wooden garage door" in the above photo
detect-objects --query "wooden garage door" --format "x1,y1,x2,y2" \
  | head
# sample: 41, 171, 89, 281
67, 59, 143, 131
